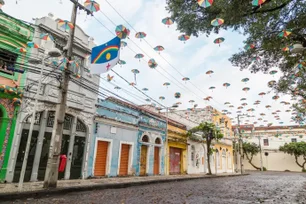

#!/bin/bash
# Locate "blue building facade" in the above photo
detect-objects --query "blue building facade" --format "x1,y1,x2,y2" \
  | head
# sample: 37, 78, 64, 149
88, 97, 167, 177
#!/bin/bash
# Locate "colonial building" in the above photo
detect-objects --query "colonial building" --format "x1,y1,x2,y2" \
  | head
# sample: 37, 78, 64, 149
165, 119, 187, 175
6, 14, 99, 182
0, 8, 34, 181
234, 125, 306, 172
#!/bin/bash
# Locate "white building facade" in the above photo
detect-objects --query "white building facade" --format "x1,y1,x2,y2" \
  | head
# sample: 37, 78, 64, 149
6, 14, 99, 182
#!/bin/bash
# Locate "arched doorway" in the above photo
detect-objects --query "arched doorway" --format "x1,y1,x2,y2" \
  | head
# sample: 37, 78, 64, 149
222, 149, 226, 172
153, 137, 161, 175
140, 135, 149, 176
13, 110, 87, 182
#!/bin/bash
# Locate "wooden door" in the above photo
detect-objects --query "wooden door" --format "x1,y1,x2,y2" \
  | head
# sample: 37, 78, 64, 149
140, 145, 147, 176
94, 141, 108, 176
119, 144, 130, 176
169, 147, 181, 174
153, 147, 160, 175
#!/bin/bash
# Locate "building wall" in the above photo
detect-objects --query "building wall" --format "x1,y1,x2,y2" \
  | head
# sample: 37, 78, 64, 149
187, 139, 206, 174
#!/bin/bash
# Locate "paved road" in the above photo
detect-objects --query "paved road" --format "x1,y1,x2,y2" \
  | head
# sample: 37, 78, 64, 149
8, 172, 306, 204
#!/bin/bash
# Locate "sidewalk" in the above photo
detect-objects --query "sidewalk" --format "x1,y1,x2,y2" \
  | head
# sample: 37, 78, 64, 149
0, 173, 247, 201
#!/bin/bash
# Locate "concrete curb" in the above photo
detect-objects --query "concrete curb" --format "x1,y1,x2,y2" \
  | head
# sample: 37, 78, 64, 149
0, 174, 248, 201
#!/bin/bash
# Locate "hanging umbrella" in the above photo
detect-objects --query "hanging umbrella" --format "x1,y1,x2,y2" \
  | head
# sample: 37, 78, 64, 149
27, 42, 39, 48
162, 17, 174, 27
282, 45, 293, 52
211, 18, 224, 27
154, 45, 164, 54
182, 77, 190, 83
237, 106, 243, 110
163, 82, 170, 88
176, 102, 182, 105
244, 44, 255, 50
206, 70, 214, 76
148, 58, 158, 68
278, 29, 292, 38
178, 34, 190, 43
241, 78, 249, 83
135, 53, 144, 61
135, 32, 147, 40
115, 25, 130, 39
269, 70, 278, 75
260, 113, 266, 116
242, 103, 248, 106
240, 98, 247, 101
142, 88, 149, 91
252, 56, 261, 62
209, 86, 215, 91
247, 108, 255, 112
258, 92, 266, 97
229, 105, 234, 108
131, 69, 140, 84
272, 95, 280, 101
268, 80, 276, 87
204, 96, 212, 101
242, 87, 250, 93
17, 48, 27, 53
84, 0, 100, 12
159, 96, 165, 100
224, 102, 230, 105
107, 74, 114, 82
197, 0, 214, 8
255, 100, 261, 103
252, 0, 266, 7
172, 104, 179, 108
40, 33, 54, 41
114, 86, 121, 90
174, 92, 181, 99
58, 19, 74, 31
120, 41, 127, 48
118, 60, 126, 67
129, 82, 136, 86
145, 99, 151, 102
223, 83, 230, 88
214, 37, 225, 46
189, 100, 195, 103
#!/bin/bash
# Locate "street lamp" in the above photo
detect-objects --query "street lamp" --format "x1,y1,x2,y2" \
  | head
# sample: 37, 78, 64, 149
18, 48, 62, 190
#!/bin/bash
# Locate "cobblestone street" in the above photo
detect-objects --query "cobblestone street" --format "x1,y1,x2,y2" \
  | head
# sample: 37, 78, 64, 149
7, 172, 306, 204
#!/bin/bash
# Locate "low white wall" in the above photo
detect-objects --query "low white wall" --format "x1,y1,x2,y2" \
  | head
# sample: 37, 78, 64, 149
243, 151, 305, 172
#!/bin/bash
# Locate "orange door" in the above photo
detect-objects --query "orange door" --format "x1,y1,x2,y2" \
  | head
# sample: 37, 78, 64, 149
140, 145, 147, 176
154, 147, 160, 175
119, 144, 130, 176
94, 141, 108, 176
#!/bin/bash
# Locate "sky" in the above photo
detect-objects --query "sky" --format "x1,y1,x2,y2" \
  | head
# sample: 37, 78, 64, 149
3, 0, 297, 127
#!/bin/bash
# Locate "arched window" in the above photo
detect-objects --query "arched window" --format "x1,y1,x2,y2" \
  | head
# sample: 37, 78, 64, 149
191, 145, 195, 164
142, 135, 149, 143
216, 150, 220, 167
155, 137, 161, 144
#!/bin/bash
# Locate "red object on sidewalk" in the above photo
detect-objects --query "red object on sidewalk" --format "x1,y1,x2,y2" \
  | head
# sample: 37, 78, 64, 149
59, 154, 67, 172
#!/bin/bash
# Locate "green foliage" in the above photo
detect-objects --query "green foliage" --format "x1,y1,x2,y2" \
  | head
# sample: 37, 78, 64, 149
279, 142, 306, 170
243, 142, 260, 156
302, 168, 306, 172
263, 167, 267, 171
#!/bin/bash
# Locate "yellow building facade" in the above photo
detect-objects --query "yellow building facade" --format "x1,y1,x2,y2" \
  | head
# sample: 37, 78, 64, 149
165, 120, 188, 175
211, 109, 234, 173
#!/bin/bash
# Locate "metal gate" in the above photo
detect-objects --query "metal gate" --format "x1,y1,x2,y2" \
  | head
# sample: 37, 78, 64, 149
119, 144, 130, 176
169, 147, 181, 174
94, 141, 108, 176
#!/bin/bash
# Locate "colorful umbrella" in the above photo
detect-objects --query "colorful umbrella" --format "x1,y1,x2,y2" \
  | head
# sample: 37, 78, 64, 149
135, 53, 144, 61
211, 18, 224, 27
120, 41, 127, 48
204, 96, 212, 101
135, 32, 147, 40
242, 87, 250, 93
129, 82, 136, 86
278, 29, 292, 38
260, 113, 266, 116
206, 70, 214, 76
172, 104, 179, 108
223, 83, 231, 88
229, 105, 234, 108
142, 88, 149, 91
209, 86, 215, 91
174, 92, 181, 99
27, 42, 39, 48
154, 45, 164, 54
241, 78, 249, 83
238, 106, 243, 110
131, 69, 140, 84
252, 57, 261, 62
145, 99, 151, 102
259, 92, 266, 97
224, 102, 230, 105
282, 45, 293, 52
107, 74, 114, 82
84, 0, 100, 12
178, 34, 190, 43
214, 37, 225, 46
148, 58, 158, 69
118, 60, 126, 67
247, 108, 255, 112
114, 86, 121, 90
182, 77, 190, 83
242, 103, 248, 106
163, 82, 170, 88
176, 102, 182, 105
272, 95, 280, 101
197, 0, 214, 8
162, 17, 174, 27
115, 25, 130, 39
255, 100, 261, 103
189, 100, 195, 103
269, 70, 278, 75
240, 98, 247, 101
252, 0, 266, 6
244, 44, 255, 50
268, 80, 276, 87
40, 33, 54, 41
58, 19, 74, 31
17, 48, 27, 53
159, 96, 165, 100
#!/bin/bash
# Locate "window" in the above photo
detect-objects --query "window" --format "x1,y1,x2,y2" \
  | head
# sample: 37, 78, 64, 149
191, 145, 195, 162
0, 48, 18, 76
263, 139, 269, 146
291, 138, 297, 143
142, 135, 149, 143
155, 137, 161, 144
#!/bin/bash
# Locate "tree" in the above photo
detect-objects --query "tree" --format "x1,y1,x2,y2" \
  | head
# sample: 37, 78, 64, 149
188, 122, 224, 175
241, 142, 264, 171
166, 0, 306, 115
279, 142, 306, 171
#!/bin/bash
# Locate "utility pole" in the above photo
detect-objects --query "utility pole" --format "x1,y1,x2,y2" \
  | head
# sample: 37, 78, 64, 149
44, 0, 91, 188
237, 115, 244, 174
257, 135, 264, 171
